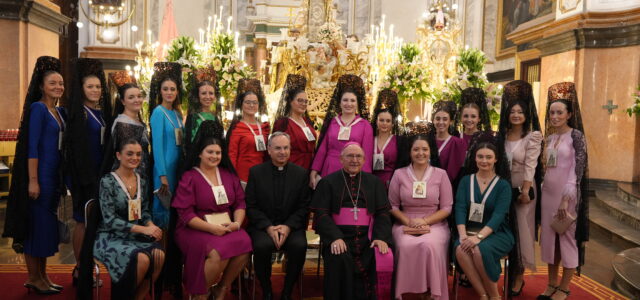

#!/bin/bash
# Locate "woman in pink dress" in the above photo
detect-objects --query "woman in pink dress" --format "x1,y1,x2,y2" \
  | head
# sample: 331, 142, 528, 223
538, 82, 588, 300
498, 80, 544, 296
371, 89, 404, 187
389, 134, 452, 300
173, 121, 252, 299
309, 74, 373, 188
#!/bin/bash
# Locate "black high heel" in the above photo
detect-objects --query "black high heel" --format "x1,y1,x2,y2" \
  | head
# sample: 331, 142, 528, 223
72, 265, 79, 286
24, 283, 61, 295
49, 282, 64, 290
509, 280, 525, 297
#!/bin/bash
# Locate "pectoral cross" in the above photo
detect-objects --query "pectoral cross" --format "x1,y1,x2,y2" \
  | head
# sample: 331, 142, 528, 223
351, 206, 360, 220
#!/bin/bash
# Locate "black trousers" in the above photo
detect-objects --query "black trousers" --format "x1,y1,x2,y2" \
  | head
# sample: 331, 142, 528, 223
250, 229, 307, 294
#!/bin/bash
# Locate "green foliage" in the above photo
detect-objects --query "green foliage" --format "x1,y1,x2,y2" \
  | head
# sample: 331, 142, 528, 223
399, 43, 421, 64
626, 85, 640, 117
166, 36, 199, 66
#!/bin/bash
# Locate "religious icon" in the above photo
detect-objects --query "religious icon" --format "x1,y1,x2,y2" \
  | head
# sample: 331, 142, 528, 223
412, 182, 427, 198
546, 149, 558, 168
373, 153, 384, 171
128, 199, 141, 221
469, 202, 485, 223
175, 128, 183, 146
213, 186, 229, 205
255, 135, 267, 151
338, 126, 351, 140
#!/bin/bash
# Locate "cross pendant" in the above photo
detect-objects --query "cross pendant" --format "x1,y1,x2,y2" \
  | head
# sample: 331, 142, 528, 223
351, 206, 359, 221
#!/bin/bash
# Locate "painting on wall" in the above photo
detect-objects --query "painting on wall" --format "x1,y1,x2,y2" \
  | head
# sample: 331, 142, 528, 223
496, 0, 556, 57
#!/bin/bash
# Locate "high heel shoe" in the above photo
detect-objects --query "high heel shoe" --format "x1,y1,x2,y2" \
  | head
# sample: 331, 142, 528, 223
537, 284, 558, 300
24, 283, 61, 295
510, 280, 525, 297
49, 283, 64, 291
72, 265, 79, 286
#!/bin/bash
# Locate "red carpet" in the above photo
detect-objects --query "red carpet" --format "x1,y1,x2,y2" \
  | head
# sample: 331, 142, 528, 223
0, 264, 628, 299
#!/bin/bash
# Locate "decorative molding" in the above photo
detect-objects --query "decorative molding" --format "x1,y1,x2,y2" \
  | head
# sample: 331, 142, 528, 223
533, 23, 640, 57
0, 0, 70, 34
486, 68, 514, 82
80, 46, 137, 61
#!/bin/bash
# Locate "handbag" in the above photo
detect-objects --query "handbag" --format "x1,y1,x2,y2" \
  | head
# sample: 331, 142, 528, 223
551, 213, 575, 234
512, 187, 535, 202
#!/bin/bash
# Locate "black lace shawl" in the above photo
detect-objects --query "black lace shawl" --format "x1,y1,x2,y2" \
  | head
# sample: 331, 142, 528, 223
3, 56, 61, 249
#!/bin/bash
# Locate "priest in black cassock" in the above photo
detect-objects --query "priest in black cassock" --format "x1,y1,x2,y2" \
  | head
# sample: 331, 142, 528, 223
311, 142, 393, 300
246, 132, 311, 300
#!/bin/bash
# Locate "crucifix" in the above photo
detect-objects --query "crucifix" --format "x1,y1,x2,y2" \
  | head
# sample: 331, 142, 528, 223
350, 206, 360, 220
602, 100, 618, 115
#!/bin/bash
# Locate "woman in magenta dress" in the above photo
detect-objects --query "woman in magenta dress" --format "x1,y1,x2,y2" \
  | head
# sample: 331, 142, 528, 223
458, 87, 493, 146
498, 80, 544, 296
431, 100, 467, 184
173, 121, 251, 299
310, 74, 374, 188
273, 74, 317, 169
226, 79, 270, 186
371, 89, 404, 187
538, 82, 588, 300
389, 134, 452, 300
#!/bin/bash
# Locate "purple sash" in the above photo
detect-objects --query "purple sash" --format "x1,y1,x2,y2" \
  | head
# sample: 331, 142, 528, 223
332, 207, 394, 300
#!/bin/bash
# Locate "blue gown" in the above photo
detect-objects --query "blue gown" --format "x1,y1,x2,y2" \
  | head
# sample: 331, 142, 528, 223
25, 102, 66, 257
150, 105, 184, 228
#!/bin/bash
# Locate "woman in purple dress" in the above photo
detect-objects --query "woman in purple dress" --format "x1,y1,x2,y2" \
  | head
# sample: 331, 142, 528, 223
173, 120, 252, 300
431, 100, 467, 184
310, 74, 374, 188
458, 87, 493, 146
389, 134, 452, 300
538, 82, 588, 300
371, 89, 404, 187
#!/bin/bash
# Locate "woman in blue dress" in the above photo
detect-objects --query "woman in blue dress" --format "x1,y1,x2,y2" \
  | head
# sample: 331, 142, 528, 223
149, 62, 184, 229
454, 133, 514, 300
94, 138, 165, 299
4, 56, 66, 294
64, 58, 110, 285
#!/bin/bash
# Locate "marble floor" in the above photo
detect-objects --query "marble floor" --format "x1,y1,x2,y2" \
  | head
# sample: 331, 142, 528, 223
0, 198, 625, 290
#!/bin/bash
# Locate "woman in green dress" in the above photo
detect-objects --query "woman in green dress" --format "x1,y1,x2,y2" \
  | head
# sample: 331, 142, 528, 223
454, 134, 514, 300
185, 77, 223, 146
94, 138, 165, 299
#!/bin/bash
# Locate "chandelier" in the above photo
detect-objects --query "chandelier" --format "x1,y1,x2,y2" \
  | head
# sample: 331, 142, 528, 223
78, 0, 136, 43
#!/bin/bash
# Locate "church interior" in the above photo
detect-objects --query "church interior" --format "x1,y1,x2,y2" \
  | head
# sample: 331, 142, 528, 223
0, 0, 639, 299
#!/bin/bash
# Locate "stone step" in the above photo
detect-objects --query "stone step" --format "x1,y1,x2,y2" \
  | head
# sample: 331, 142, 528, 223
612, 248, 640, 299
589, 201, 640, 250
618, 182, 640, 207
595, 190, 640, 230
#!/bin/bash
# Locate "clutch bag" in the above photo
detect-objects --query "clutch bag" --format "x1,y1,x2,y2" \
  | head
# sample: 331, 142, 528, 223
403, 227, 430, 235
550, 213, 576, 234
204, 212, 231, 226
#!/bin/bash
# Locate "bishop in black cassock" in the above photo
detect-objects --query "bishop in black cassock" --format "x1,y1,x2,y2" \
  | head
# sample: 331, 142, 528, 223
311, 142, 393, 300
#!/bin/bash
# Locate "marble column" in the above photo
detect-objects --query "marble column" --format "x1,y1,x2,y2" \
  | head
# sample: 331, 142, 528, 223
0, 0, 70, 129
253, 37, 268, 82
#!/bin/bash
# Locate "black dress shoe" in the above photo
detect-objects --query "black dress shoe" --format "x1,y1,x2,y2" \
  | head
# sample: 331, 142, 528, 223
509, 280, 525, 297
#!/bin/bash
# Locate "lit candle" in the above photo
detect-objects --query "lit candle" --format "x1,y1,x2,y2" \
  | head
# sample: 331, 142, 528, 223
199, 28, 204, 44
227, 16, 232, 34
235, 31, 239, 47
207, 16, 212, 32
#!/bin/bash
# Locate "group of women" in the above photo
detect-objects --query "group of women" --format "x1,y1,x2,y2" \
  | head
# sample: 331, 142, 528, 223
3, 55, 588, 300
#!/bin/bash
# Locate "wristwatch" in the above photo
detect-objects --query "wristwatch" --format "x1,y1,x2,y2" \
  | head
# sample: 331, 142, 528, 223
477, 233, 485, 240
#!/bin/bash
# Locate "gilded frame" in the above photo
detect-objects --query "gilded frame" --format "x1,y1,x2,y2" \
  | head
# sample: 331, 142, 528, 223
496, 0, 557, 59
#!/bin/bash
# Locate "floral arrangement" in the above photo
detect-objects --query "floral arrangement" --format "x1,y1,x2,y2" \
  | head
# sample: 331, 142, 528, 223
166, 36, 200, 67
382, 44, 431, 101
443, 47, 503, 125
626, 85, 640, 117
317, 22, 343, 43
